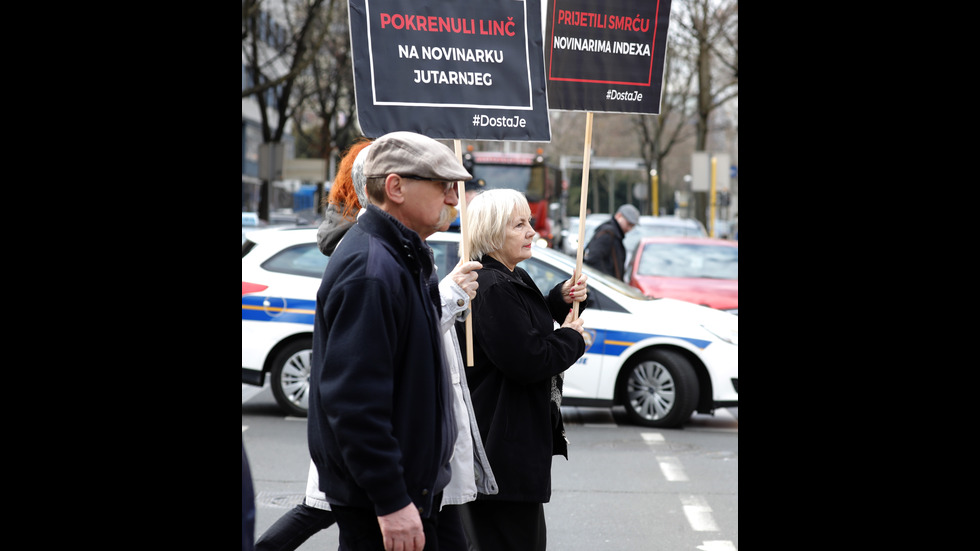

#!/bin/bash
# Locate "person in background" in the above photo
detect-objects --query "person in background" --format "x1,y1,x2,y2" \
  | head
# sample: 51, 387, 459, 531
459, 189, 591, 551
317, 139, 374, 255
309, 131, 474, 551
583, 204, 640, 281
254, 139, 374, 551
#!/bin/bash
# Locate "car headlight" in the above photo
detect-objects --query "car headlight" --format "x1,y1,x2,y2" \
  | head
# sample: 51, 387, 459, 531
700, 317, 738, 345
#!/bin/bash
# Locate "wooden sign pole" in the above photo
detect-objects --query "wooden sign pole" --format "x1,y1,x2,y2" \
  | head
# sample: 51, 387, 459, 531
572, 112, 594, 320
454, 140, 475, 366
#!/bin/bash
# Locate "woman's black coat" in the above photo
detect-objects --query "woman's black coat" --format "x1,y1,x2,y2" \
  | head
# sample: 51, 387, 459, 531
462, 254, 587, 503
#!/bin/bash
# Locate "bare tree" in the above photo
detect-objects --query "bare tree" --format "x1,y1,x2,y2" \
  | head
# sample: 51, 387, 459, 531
289, 0, 360, 210
242, 0, 329, 220
632, 38, 697, 215
676, 0, 738, 150
627, 0, 736, 224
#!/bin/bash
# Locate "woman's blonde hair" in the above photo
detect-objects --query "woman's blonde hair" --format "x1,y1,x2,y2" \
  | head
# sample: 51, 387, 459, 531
464, 189, 532, 261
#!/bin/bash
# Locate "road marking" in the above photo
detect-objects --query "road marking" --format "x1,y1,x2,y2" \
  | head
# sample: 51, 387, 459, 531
655, 455, 688, 481
641, 433, 689, 481
641, 432, 664, 444
697, 541, 736, 551
681, 495, 719, 531
641, 432, 732, 547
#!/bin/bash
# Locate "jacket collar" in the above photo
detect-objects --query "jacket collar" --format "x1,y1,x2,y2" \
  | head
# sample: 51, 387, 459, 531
480, 254, 533, 288
601, 217, 626, 239
480, 254, 513, 275
359, 205, 434, 274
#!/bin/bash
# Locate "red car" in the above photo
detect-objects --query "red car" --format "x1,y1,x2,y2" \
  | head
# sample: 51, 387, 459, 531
627, 237, 738, 313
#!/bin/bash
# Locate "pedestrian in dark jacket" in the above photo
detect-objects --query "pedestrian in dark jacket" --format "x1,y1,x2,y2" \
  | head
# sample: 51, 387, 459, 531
458, 189, 591, 551
315, 138, 373, 256
256, 140, 373, 551
583, 204, 640, 280
308, 131, 472, 551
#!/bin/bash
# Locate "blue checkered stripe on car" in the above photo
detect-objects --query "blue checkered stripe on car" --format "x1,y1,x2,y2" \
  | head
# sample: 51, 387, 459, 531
242, 296, 316, 324
590, 328, 711, 356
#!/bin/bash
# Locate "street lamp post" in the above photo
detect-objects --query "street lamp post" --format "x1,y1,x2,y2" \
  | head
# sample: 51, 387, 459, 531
649, 169, 658, 217
709, 157, 718, 238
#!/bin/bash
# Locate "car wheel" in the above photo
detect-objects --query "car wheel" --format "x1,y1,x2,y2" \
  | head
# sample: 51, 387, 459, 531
618, 349, 698, 428
270, 340, 312, 417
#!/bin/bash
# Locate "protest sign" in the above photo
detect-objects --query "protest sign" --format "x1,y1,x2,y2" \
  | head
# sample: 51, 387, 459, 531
543, 1, 674, 318
545, 0, 673, 114
349, 0, 551, 141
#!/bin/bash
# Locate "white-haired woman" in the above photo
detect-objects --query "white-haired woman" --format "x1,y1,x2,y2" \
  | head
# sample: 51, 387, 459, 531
458, 189, 590, 551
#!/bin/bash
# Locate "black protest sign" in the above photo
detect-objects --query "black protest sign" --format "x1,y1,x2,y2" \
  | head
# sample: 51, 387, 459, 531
349, 0, 551, 141
545, 0, 673, 114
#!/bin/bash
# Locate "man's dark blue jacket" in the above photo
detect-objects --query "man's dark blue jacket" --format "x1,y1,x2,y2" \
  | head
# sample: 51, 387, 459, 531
308, 205, 455, 518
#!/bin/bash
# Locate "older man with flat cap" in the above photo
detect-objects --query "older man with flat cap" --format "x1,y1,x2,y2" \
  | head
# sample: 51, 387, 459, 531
308, 131, 473, 551
583, 203, 641, 281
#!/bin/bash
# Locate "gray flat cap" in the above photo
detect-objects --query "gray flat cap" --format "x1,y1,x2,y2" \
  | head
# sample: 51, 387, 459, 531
617, 204, 640, 225
364, 131, 472, 182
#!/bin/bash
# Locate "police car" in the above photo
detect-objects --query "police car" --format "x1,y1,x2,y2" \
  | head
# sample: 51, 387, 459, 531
242, 227, 738, 427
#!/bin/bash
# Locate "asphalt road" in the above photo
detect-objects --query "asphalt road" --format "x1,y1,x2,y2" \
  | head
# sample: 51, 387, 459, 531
244, 384, 738, 550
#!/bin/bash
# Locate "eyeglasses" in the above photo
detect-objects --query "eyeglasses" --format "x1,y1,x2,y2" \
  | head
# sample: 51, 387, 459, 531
400, 175, 457, 196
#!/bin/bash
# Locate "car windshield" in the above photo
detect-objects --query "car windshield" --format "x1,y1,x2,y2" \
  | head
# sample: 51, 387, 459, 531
637, 242, 738, 280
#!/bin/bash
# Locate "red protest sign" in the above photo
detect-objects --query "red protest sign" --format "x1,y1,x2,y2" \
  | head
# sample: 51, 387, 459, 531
545, 0, 673, 114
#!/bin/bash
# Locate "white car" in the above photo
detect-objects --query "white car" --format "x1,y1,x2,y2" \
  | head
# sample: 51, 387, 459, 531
242, 227, 738, 427
242, 227, 325, 417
